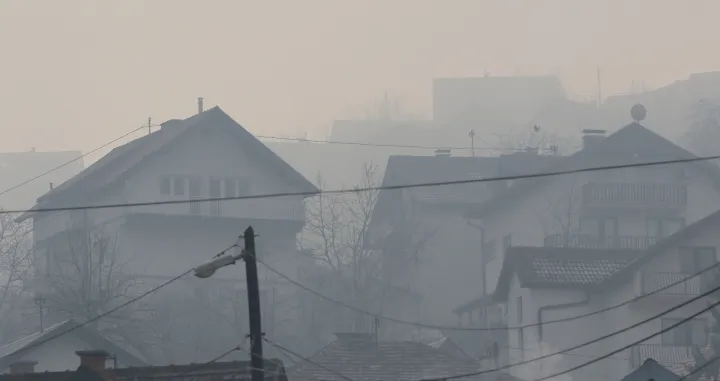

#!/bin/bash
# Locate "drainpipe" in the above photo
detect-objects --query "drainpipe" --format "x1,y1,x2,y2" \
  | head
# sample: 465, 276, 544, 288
465, 219, 487, 296
537, 292, 590, 342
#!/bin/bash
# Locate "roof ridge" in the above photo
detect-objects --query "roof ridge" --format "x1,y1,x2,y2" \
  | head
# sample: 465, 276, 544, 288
0, 320, 70, 352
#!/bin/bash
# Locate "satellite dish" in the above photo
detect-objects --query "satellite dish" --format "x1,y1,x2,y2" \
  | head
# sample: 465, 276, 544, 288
631, 104, 647, 123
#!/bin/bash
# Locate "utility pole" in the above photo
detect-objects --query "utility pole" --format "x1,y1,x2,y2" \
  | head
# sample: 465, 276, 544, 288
244, 226, 264, 381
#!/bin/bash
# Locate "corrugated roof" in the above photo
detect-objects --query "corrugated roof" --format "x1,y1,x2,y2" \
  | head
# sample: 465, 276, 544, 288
494, 247, 642, 300
290, 333, 483, 381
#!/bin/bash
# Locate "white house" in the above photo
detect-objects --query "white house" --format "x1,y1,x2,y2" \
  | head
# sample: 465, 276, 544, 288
18, 106, 319, 363
0, 319, 146, 373
493, 207, 720, 381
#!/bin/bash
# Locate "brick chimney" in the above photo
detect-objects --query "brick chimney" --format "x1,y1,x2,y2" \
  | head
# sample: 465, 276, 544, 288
76, 350, 109, 373
9, 361, 37, 374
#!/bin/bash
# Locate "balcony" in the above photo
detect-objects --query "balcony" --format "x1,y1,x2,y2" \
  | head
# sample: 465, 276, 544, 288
640, 271, 720, 297
629, 344, 693, 370
544, 234, 657, 250
582, 182, 687, 210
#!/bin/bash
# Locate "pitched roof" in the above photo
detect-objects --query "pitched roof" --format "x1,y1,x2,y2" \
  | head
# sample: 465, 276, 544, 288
0, 320, 147, 371
622, 359, 680, 381
494, 246, 642, 300
467, 121, 720, 219
0, 360, 288, 381
289, 333, 482, 381
20, 107, 318, 220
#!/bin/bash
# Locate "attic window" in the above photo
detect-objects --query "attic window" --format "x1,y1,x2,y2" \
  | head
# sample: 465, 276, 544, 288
173, 177, 186, 196
160, 176, 171, 195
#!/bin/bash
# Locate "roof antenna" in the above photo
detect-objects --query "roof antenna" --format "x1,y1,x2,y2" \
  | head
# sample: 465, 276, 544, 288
198, 97, 204, 114
468, 130, 476, 157
631, 104, 647, 124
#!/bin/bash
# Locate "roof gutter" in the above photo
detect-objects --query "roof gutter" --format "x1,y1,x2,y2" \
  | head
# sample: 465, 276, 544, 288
537, 291, 590, 342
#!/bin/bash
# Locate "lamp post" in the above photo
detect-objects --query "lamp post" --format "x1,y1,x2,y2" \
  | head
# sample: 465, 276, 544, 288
194, 227, 263, 381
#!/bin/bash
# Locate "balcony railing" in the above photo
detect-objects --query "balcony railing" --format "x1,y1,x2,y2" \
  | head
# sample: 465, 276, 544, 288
640, 271, 719, 296
544, 234, 657, 250
629, 344, 694, 369
582, 182, 687, 208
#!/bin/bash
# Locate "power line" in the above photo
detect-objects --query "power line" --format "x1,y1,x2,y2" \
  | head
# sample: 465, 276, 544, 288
418, 283, 720, 380
258, 256, 720, 331
0, 125, 148, 198
11, 244, 237, 355
257, 135, 535, 152
5, 153, 720, 216
528, 298, 720, 381
263, 337, 355, 381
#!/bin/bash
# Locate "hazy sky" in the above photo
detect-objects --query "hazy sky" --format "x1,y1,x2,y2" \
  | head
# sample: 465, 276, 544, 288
1, 0, 719, 159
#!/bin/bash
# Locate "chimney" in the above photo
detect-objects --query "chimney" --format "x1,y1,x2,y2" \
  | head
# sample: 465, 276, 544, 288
76, 350, 109, 373
49, 182, 54, 191
581, 129, 606, 151
198, 97, 204, 114
9, 361, 37, 374
434, 149, 451, 157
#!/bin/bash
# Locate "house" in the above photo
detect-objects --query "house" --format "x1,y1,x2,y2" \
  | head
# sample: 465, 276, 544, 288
465, 105, 720, 303
365, 149, 563, 332
289, 332, 485, 381
18, 106, 319, 364
0, 350, 287, 381
0, 320, 146, 373
491, 206, 720, 381
0, 150, 84, 211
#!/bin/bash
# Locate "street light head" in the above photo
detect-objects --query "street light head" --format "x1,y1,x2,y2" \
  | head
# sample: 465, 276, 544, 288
193, 251, 244, 279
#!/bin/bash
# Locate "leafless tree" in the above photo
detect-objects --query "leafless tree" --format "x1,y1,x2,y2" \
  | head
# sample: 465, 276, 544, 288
684, 99, 720, 158
298, 163, 436, 339
0, 212, 33, 336
539, 175, 582, 246
495, 127, 574, 155
36, 225, 153, 358
344, 92, 422, 121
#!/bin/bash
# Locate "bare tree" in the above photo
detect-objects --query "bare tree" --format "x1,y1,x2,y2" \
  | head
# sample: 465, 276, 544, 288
684, 99, 720, 157
0, 212, 33, 336
298, 163, 436, 338
36, 225, 152, 358
344, 92, 422, 121
495, 127, 574, 155
539, 175, 582, 247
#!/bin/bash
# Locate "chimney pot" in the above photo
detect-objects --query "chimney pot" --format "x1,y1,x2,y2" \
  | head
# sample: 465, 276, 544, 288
198, 97, 204, 114
76, 350, 110, 373
10, 361, 37, 374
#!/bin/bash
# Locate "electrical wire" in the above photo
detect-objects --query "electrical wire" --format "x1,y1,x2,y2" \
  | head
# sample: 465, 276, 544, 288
0, 125, 148, 198
526, 298, 720, 381
170, 336, 249, 377
417, 284, 720, 381
678, 354, 720, 381
263, 337, 355, 381
4, 153, 720, 216
8, 244, 237, 356
257, 135, 542, 152
257, 257, 720, 331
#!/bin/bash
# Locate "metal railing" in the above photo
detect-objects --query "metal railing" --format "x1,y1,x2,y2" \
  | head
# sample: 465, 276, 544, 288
629, 344, 694, 369
582, 182, 687, 207
640, 271, 719, 296
544, 234, 657, 250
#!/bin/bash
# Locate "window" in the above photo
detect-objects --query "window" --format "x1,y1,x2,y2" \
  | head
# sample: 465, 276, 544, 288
210, 179, 222, 198
516, 296, 523, 324
160, 176, 171, 195
502, 234, 512, 254
647, 218, 686, 238
661, 318, 706, 345
679, 246, 717, 273
579, 216, 618, 237
225, 179, 237, 198
189, 177, 201, 198
173, 177, 186, 196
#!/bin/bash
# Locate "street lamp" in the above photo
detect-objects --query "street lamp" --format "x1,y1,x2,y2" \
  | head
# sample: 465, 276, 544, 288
194, 249, 245, 278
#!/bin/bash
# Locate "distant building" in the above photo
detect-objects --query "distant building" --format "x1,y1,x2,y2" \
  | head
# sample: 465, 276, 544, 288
0, 150, 84, 211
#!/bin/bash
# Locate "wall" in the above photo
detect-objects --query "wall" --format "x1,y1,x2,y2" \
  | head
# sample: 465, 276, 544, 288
481, 162, 720, 296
